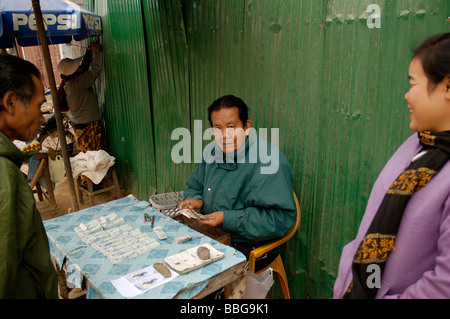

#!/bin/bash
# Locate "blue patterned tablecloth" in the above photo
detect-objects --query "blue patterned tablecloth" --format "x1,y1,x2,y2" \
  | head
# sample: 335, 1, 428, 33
43, 197, 246, 299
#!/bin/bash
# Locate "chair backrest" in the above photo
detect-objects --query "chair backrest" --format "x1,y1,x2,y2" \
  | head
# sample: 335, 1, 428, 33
247, 191, 301, 272
258, 191, 301, 249
277, 190, 301, 245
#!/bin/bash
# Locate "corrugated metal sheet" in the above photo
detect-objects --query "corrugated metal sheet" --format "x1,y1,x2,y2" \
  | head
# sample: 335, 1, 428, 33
88, 0, 158, 197
142, 0, 194, 193
298, 0, 450, 298
184, 0, 450, 298
87, 0, 450, 298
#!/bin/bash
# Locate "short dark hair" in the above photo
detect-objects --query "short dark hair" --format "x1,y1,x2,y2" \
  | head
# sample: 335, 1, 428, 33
0, 54, 41, 109
413, 33, 450, 92
207, 95, 249, 126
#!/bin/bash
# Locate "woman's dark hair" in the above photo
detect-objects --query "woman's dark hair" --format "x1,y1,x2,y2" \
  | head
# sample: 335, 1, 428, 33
207, 95, 249, 126
413, 33, 450, 92
0, 54, 41, 109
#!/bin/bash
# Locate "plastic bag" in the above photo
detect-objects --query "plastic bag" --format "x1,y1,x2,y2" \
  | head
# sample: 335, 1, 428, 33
48, 155, 65, 183
242, 267, 274, 299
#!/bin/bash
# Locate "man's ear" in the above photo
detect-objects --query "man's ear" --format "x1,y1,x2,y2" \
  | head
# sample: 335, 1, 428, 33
244, 119, 251, 134
1, 91, 17, 115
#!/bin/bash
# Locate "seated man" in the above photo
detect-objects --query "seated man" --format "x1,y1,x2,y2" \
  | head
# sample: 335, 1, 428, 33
180, 95, 296, 271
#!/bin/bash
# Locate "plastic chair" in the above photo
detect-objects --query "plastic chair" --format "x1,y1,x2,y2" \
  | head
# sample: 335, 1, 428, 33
247, 191, 301, 299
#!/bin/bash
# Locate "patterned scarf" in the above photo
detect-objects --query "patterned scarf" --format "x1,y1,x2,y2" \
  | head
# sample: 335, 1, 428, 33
344, 131, 450, 298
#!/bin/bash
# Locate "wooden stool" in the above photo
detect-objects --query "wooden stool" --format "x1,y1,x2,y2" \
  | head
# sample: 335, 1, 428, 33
76, 167, 121, 206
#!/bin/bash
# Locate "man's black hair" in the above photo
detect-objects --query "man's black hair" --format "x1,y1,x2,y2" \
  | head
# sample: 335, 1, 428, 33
0, 54, 41, 109
207, 95, 249, 126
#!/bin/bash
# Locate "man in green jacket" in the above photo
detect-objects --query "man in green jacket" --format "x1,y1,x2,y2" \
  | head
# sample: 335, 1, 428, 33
0, 54, 58, 298
180, 95, 296, 271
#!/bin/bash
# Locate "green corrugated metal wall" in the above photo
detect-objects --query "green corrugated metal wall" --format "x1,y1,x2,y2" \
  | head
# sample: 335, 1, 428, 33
87, 0, 158, 197
87, 0, 450, 298
142, 0, 195, 193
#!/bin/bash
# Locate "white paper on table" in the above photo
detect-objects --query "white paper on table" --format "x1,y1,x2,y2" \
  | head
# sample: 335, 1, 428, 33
164, 243, 224, 274
111, 264, 178, 298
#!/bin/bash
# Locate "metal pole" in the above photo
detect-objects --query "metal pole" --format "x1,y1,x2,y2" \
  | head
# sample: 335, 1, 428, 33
31, 0, 79, 212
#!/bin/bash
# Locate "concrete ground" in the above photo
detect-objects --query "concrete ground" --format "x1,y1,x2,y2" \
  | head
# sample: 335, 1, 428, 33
35, 176, 127, 299
36, 177, 125, 221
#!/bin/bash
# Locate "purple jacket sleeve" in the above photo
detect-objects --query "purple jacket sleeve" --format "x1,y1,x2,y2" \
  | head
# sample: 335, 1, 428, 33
384, 195, 450, 299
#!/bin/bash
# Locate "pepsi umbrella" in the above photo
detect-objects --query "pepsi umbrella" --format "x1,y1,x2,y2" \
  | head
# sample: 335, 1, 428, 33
0, 0, 101, 48
0, 0, 103, 214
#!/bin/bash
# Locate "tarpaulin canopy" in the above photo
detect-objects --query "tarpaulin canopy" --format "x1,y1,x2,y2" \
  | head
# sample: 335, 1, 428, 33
0, 0, 101, 48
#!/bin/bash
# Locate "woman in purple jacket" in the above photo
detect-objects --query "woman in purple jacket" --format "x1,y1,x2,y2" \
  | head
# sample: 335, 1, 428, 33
334, 33, 450, 299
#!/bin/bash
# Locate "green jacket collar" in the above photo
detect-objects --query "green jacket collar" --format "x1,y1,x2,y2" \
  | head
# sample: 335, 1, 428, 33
0, 131, 27, 167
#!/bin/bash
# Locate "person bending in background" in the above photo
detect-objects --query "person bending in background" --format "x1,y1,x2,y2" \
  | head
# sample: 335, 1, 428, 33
57, 41, 103, 152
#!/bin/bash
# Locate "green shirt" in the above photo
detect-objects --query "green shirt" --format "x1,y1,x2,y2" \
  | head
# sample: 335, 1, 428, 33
184, 129, 296, 245
0, 131, 58, 298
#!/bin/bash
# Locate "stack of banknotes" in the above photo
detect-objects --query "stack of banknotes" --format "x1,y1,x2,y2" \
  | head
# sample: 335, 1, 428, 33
74, 213, 160, 264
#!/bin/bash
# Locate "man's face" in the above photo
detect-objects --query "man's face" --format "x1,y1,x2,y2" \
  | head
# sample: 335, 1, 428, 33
211, 107, 251, 153
7, 75, 45, 142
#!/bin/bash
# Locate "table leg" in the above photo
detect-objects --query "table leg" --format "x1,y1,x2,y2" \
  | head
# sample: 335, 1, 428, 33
29, 159, 46, 189
42, 158, 57, 208
51, 256, 69, 299
87, 179, 95, 206
224, 274, 247, 299
191, 261, 247, 299
36, 182, 44, 201
76, 177, 84, 205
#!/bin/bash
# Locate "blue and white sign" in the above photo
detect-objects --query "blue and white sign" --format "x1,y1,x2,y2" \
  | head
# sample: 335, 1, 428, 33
0, 0, 101, 48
